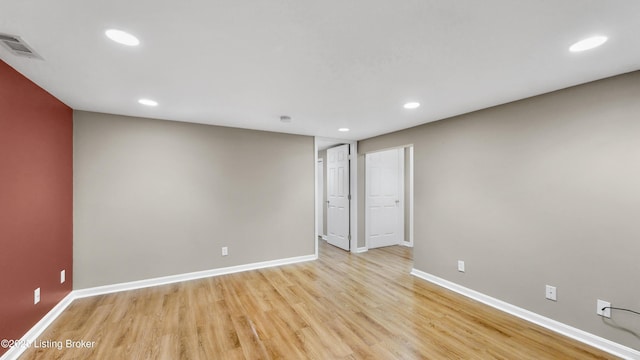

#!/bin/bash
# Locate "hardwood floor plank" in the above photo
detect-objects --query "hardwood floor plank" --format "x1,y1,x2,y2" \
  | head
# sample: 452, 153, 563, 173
18, 241, 618, 359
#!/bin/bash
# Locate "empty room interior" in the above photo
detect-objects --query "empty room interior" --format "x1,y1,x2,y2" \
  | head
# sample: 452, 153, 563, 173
1, 1, 640, 359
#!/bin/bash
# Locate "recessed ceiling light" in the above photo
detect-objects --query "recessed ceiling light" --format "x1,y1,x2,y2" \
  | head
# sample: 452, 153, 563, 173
569, 36, 607, 52
105, 29, 140, 46
138, 98, 158, 107
338, 128, 350, 132
403, 102, 420, 109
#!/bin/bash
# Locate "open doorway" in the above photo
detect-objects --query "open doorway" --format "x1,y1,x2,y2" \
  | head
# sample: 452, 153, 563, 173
315, 139, 412, 256
315, 138, 358, 254
364, 146, 414, 250
326, 144, 350, 251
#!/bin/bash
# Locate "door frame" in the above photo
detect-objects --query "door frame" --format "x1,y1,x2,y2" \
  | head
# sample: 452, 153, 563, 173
408, 145, 414, 247
314, 137, 358, 255
363, 144, 414, 251
316, 158, 324, 238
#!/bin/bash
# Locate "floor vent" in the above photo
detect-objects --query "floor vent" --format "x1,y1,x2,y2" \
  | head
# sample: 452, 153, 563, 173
0, 33, 43, 59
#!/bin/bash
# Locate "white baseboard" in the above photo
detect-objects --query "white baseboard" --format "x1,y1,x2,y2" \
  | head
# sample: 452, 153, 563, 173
1, 293, 75, 360
75, 254, 317, 299
410, 269, 640, 360
1, 254, 316, 360
321, 235, 328, 241
354, 247, 368, 253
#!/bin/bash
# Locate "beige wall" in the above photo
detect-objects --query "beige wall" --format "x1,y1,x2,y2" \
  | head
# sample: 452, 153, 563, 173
358, 71, 640, 349
74, 111, 315, 289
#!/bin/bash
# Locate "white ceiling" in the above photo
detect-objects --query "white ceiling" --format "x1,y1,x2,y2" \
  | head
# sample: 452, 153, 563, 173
1, 1, 639, 141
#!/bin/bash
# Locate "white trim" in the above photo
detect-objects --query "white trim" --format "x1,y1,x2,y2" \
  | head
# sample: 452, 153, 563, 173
398, 148, 405, 245
349, 141, 358, 253
316, 158, 324, 241
75, 254, 317, 299
314, 137, 319, 258
363, 143, 415, 155
410, 269, 640, 360
1, 293, 75, 360
354, 247, 369, 253
321, 235, 328, 241
364, 151, 369, 249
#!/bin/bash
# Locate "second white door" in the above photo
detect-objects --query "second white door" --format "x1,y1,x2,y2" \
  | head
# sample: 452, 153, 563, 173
366, 148, 404, 249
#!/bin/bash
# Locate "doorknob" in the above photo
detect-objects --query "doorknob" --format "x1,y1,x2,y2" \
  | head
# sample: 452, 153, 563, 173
395, 200, 400, 205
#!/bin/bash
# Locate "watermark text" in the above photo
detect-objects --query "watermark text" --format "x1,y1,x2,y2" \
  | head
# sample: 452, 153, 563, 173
1, 339, 96, 350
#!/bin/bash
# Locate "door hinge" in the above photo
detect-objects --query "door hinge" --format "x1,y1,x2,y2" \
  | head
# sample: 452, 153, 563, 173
348, 194, 352, 201
348, 234, 351, 241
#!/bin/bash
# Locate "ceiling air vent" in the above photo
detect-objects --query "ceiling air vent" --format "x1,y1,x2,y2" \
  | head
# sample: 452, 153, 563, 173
0, 33, 42, 59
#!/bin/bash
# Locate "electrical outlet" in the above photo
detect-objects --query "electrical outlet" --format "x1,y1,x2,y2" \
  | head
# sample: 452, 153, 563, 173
597, 299, 611, 318
457, 260, 465, 272
34, 288, 40, 304
60, 270, 66, 284
545, 285, 557, 301
222, 246, 228, 256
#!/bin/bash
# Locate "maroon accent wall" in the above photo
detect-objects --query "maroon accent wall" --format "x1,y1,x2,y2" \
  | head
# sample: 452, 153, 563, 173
0, 60, 72, 355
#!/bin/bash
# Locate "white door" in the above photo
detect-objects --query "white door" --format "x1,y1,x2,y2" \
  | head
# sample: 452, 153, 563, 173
317, 159, 324, 237
366, 148, 404, 249
327, 144, 350, 251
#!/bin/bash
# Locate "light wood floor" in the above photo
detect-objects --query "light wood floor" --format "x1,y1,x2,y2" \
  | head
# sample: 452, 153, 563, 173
19, 241, 617, 359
